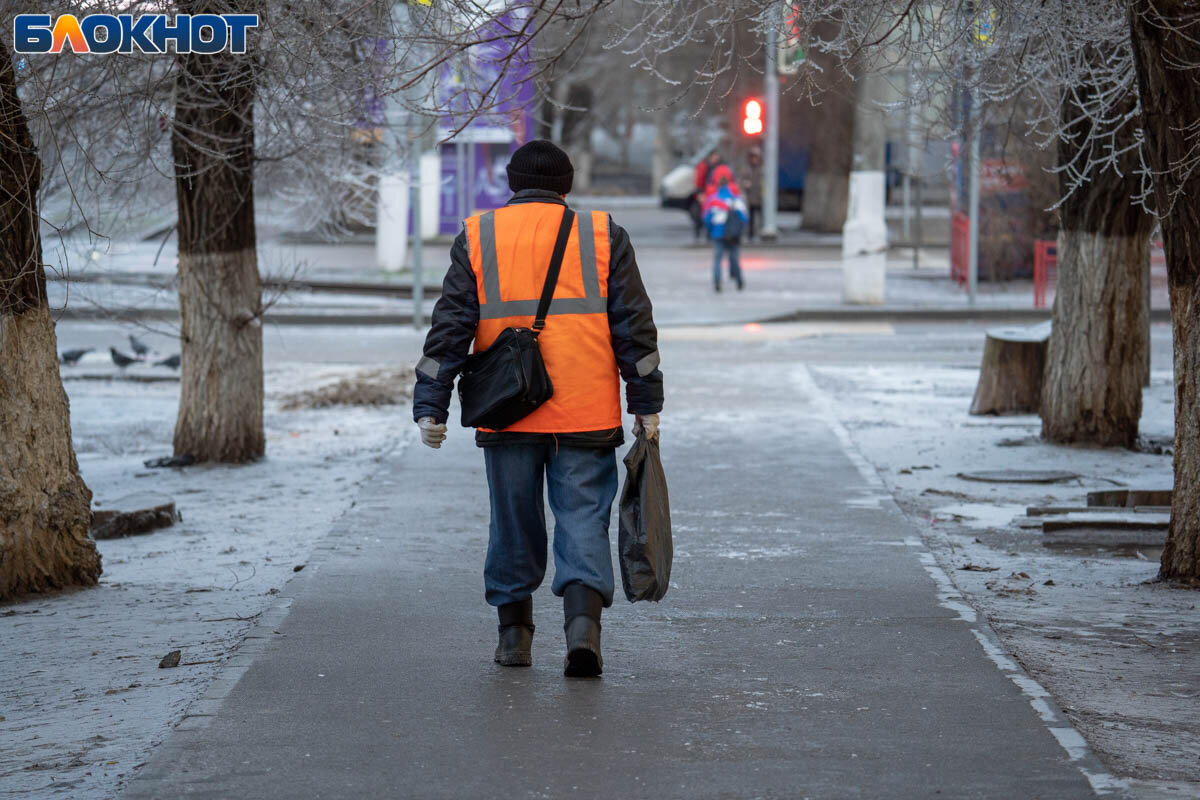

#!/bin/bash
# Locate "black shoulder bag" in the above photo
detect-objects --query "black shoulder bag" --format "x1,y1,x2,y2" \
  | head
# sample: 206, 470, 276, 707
458, 208, 576, 430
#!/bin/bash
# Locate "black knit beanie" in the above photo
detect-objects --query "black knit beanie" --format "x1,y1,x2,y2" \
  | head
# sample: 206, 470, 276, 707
507, 140, 574, 195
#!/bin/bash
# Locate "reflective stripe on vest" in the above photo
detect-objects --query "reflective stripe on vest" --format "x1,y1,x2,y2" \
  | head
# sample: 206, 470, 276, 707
465, 203, 620, 433
475, 208, 608, 320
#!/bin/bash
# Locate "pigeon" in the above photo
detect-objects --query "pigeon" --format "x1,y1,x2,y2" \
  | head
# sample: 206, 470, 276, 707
128, 335, 150, 357
59, 348, 92, 365
110, 347, 138, 368
155, 354, 181, 369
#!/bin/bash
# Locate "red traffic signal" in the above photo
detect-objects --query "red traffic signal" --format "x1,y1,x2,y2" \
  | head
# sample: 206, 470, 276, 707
743, 98, 763, 136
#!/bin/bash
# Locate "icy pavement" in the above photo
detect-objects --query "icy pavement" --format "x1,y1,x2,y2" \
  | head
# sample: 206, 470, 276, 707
0, 341, 415, 798
121, 324, 1110, 800
5, 318, 1195, 798
803, 357, 1199, 798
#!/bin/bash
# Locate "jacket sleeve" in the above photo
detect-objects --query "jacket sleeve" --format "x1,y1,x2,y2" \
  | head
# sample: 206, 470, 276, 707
736, 195, 750, 223
606, 218, 664, 416
412, 232, 478, 423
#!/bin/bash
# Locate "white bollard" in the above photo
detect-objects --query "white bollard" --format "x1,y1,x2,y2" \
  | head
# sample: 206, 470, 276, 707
843, 251, 888, 305
841, 170, 888, 305
420, 150, 441, 241
376, 171, 410, 273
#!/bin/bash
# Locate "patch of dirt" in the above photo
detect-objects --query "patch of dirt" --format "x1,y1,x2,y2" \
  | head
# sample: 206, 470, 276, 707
278, 367, 413, 411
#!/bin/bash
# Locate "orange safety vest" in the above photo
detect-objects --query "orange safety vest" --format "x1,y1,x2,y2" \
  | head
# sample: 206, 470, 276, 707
464, 202, 620, 433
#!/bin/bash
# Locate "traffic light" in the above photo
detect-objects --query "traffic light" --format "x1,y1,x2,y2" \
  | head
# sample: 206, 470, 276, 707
743, 98, 763, 136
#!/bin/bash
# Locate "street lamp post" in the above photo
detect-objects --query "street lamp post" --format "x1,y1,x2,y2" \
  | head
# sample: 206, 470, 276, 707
967, 86, 981, 308
411, 132, 424, 329
762, 21, 779, 240
966, 6, 995, 306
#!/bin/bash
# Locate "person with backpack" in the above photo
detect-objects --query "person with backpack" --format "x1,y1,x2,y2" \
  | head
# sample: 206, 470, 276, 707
691, 150, 723, 242
702, 166, 750, 291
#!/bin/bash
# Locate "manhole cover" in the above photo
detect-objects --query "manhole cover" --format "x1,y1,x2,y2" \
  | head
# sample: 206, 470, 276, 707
957, 470, 1079, 484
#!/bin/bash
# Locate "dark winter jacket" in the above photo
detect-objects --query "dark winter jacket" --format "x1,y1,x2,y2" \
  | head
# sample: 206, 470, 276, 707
412, 189, 664, 448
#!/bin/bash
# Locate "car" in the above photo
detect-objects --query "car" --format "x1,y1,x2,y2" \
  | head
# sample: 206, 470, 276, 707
659, 162, 698, 211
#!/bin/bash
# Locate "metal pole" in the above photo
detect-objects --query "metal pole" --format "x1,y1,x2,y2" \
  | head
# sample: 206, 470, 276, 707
911, 85, 923, 269
902, 74, 913, 243
913, 162, 923, 270
411, 147, 424, 329
967, 87, 981, 307
403, 0, 425, 326
456, 138, 466, 221
465, 140, 475, 217
902, 171, 912, 242
762, 21, 780, 239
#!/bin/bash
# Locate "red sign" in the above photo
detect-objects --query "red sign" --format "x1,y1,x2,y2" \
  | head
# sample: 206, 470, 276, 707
980, 159, 1029, 194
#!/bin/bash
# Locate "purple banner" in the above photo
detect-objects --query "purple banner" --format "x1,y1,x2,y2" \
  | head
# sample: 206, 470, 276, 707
434, 4, 536, 233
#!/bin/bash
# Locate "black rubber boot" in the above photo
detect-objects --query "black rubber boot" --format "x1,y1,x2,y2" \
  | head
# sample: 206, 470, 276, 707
562, 583, 604, 678
494, 597, 534, 667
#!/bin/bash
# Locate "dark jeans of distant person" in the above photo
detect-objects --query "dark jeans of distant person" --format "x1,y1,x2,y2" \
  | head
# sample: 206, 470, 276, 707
748, 204, 761, 240
713, 240, 743, 291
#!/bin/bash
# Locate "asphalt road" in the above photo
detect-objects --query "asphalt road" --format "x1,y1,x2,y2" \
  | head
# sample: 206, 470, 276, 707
122, 331, 1112, 799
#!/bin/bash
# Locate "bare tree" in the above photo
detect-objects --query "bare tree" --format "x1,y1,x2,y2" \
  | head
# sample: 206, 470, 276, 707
1032, 5, 1154, 447
1129, 0, 1200, 581
0, 44, 100, 600
171, 0, 263, 462
1041, 76, 1152, 447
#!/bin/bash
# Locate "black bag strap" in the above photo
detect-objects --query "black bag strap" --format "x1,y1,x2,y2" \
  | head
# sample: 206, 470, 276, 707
532, 208, 576, 334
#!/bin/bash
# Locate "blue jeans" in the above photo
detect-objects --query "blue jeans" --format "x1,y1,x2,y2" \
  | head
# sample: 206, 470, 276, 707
483, 444, 618, 608
712, 240, 742, 286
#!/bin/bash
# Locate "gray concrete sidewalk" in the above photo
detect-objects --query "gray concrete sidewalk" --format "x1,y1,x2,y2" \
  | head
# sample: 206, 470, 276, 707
122, 337, 1112, 799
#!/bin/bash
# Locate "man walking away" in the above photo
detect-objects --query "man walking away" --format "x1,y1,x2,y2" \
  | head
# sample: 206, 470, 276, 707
412, 140, 664, 678
703, 166, 750, 292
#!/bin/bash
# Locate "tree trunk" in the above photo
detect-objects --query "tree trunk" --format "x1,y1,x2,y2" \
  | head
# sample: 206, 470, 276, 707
1130, 1, 1200, 581
1040, 70, 1152, 448
562, 83, 593, 192
802, 171, 850, 232
0, 46, 100, 600
801, 23, 856, 233
172, 1, 263, 463
651, 102, 671, 193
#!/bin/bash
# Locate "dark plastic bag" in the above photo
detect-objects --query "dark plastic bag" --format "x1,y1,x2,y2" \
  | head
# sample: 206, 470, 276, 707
618, 432, 673, 602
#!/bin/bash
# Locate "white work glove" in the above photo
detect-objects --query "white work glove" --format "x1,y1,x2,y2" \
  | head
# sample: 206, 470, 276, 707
633, 413, 660, 441
417, 417, 447, 449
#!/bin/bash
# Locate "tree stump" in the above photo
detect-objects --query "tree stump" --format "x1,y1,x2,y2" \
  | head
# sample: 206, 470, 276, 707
970, 322, 1051, 415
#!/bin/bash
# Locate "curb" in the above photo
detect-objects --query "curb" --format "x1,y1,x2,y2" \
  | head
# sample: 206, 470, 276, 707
49, 273, 442, 299
762, 307, 1173, 324
52, 305, 1174, 327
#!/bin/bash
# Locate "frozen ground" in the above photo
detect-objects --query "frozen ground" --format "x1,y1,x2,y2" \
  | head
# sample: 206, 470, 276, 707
0, 354, 413, 798
4, 317, 1197, 798
805, 362, 1199, 798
